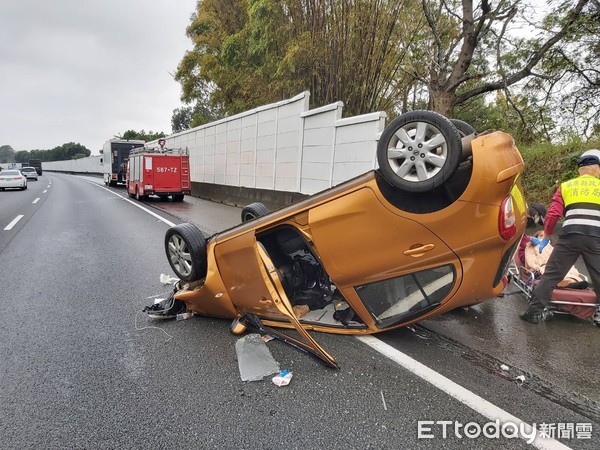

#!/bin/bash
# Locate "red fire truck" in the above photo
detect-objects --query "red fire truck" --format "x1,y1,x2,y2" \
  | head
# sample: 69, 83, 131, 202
126, 145, 191, 201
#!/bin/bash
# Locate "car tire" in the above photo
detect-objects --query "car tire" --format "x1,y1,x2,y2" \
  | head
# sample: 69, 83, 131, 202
173, 194, 185, 202
377, 111, 462, 192
136, 189, 146, 201
165, 223, 207, 282
450, 119, 476, 137
241, 202, 269, 223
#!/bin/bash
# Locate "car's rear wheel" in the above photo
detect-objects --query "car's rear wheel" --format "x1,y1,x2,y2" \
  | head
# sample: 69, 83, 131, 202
165, 223, 207, 282
377, 111, 462, 192
451, 119, 476, 137
173, 194, 184, 202
241, 202, 269, 223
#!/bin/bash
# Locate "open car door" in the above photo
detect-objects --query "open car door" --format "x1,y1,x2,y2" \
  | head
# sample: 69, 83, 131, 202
254, 241, 339, 369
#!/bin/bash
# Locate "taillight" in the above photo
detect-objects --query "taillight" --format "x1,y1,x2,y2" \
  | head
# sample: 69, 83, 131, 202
498, 195, 516, 240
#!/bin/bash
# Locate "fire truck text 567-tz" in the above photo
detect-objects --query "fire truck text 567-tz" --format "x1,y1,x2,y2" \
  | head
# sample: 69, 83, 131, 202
156, 167, 178, 173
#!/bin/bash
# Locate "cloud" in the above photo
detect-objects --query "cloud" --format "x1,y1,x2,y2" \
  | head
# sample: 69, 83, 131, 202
0, 0, 198, 153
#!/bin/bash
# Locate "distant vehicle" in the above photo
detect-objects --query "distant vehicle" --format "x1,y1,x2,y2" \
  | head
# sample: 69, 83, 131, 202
20, 167, 38, 181
0, 170, 27, 191
102, 139, 145, 186
28, 159, 42, 176
126, 146, 191, 201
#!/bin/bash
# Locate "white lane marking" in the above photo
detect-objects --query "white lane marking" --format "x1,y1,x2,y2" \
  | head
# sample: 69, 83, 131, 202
4, 215, 24, 231
32, 198, 40, 204
357, 336, 571, 450
43, 190, 48, 193
84, 181, 176, 227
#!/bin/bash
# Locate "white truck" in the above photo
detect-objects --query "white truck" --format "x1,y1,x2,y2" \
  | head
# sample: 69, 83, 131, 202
101, 139, 145, 186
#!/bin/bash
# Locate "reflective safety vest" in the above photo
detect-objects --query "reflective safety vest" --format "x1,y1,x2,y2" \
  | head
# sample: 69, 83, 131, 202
560, 174, 600, 237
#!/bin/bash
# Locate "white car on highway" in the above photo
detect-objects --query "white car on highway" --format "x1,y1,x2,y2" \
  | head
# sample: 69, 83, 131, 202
0, 170, 28, 191
20, 167, 38, 181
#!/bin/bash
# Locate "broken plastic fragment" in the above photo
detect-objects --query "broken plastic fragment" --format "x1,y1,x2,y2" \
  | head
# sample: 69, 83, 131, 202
272, 369, 293, 387
160, 273, 180, 285
235, 334, 280, 382
261, 334, 274, 343
515, 375, 526, 383
500, 364, 510, 371
176, 312, 193, 321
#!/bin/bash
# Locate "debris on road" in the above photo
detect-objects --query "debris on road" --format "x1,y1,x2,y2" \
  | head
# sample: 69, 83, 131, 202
176, 312, 193, 321
515, 375, 526, 383
143, 293, 187, 319
236, 334, 280, 382
160, 273, 180, 285
500, 364, 510, 371
380, 391, 388, 411
272, 370, 293, 387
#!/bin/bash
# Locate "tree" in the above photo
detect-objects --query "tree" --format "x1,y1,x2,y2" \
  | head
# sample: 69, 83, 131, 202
172, 101, 224, 133
175, 0, 598, 137
0, 145, 15, 164
408, 0, 594, 122
15, 151, 31, 164
121, 130, 166, 142
175, 0, 423, 119
13, 144, 91, 163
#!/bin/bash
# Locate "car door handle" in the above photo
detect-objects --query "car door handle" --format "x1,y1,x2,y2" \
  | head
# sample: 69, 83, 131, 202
403, 244, 435, 257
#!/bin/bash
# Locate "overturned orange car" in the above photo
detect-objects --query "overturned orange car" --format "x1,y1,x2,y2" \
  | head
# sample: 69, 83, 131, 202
147, 111, 527, 368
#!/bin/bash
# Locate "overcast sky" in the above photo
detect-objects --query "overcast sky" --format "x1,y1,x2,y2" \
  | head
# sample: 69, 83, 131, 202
0, 0, 198, 154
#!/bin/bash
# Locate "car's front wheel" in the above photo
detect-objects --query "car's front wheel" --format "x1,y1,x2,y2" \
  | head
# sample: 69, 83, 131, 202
164, 223, 207, 282
377, 111, 462, 192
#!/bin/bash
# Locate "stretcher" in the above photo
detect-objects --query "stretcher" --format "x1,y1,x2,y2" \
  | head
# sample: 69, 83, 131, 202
507, 242, 600, 326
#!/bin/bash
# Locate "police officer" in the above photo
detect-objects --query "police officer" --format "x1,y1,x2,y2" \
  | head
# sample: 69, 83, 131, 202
520, 149, 600, 324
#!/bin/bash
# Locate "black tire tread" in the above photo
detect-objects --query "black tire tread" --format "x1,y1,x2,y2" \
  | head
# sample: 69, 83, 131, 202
241, 202, 269, 223
451, 119, 476, 137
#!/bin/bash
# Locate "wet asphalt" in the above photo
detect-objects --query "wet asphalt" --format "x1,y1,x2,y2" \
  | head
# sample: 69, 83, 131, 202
140, 190, 600, 407
3, 173, 598, 448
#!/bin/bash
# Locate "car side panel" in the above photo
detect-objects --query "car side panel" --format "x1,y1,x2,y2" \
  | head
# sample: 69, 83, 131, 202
308, 186, 462, 288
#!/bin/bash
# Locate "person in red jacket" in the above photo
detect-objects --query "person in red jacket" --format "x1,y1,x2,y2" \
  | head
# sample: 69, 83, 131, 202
520, 150, 600, 324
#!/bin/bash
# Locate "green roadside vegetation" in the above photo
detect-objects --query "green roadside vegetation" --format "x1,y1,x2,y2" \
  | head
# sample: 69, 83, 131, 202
519, 137, 600, 206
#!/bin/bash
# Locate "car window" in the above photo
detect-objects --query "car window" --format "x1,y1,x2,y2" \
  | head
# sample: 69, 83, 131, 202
355, 264, 455, 328
2, 170, 20, 175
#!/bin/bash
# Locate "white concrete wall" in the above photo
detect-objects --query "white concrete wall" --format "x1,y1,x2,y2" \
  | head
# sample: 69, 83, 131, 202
44, 155, 103, 173
44, 92, 387, 195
